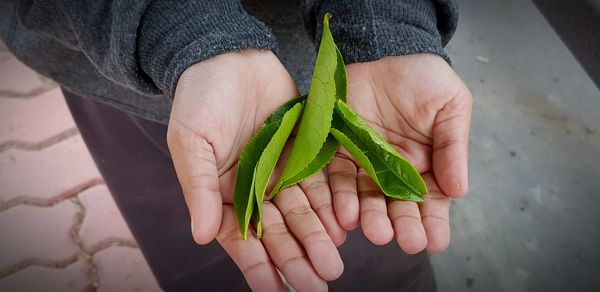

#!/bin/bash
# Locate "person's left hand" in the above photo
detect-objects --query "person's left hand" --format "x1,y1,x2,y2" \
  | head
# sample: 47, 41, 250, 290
327, 54, 472, 253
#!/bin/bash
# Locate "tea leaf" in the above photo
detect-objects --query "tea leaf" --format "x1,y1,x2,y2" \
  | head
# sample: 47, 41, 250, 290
331, 109, 425, 201
234, 97, 305, 239
270, 134, 338, 197
253, 102, 304, 238
274, 13, 343, 194
235, 12, 428, 240
334, 100, 427, 196
264, 95, 307, 125
334, 47, 347, 102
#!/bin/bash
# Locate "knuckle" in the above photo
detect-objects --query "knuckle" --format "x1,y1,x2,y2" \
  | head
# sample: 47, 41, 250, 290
301, 178, 328, 194
216, 231, 238, 247
360, 207, 383, 217
242, 261, 271, 275
359, 189, 381, 198
332, 187, 357, 199
424, 192, 449, 201
328, 168, 356, 179
261, 201, 283, 220
302, 229, 330, 245
391, 213, 422, 225
262, 222, 289, 237
281, 255, 305, 274
421, 214, 449, 225
185, 173, 219, 195
283, 204, 313, 219
314, 202, 333, 214
332, 151, 355, 163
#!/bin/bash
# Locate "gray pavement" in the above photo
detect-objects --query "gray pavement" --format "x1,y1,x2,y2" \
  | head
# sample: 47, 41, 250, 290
433, 0, 600, 291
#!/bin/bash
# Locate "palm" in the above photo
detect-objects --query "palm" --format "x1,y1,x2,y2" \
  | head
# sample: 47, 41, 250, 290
328, 54, 472, 253
170, 50, 296, 203
168, 50, 345, 291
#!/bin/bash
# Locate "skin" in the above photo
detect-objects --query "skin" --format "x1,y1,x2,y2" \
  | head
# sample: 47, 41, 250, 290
168, 49, 472, 289
327, 53, 473, 254
167, 49, 345, 291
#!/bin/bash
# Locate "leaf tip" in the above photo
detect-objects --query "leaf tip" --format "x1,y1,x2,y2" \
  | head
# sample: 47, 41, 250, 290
416, 176, 428, 195
269, 181, 283, 198
324, 12, 332, 23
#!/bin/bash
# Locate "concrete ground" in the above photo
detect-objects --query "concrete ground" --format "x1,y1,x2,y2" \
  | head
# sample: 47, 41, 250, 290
0, 0, 598, 291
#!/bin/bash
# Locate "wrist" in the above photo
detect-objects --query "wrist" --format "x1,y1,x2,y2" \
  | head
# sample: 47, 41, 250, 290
309, 0, 457, 65
139, 1, 277, 97
178, 49, 277, 88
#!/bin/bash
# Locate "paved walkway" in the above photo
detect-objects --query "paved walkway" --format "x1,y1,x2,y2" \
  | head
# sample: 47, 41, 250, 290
0, 43, 161, 291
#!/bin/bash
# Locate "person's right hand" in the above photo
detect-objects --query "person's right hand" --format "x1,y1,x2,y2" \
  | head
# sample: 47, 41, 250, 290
167, 49, 345, 291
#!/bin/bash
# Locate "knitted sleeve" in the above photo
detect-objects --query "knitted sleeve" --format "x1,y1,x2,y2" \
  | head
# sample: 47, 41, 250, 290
301, 0, 458, 63
15, 0, 277, 97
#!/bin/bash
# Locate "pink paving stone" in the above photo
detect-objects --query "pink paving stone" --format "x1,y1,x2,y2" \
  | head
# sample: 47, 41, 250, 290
0, 201, 79, 271
0, 135, 101, 205
78, 185, 136, 252
95, 247, 161, 292
0, 54, 43, 96
0, 87, 75, 145
0, 260, 88, 291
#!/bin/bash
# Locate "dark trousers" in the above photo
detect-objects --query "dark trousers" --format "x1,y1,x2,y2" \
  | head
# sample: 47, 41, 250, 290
63, 90, 436, 292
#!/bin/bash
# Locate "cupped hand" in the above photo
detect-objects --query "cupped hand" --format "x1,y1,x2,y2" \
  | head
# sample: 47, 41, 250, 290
167, 49, 345, 291
328, 54, 472, 254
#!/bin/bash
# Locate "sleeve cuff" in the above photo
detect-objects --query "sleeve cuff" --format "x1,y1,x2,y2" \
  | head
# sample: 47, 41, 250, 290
308, 0, 457, 65
139, 1, 278, 97
328, 19, 451, 64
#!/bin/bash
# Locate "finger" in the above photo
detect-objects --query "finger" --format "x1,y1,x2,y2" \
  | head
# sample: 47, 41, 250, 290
327, 153, 360, 230
432, 90, 472, 198
273, 185, 344, 281
419, 173, 451, 253
167, 131, 221, 244
387, 199, 427, 255
357, 170, 394, 245
216, 205, 284, 292
298, 170, 347, 246
261, 202, 328, 291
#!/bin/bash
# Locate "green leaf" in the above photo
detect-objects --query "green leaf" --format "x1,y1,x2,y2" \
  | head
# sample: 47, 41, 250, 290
334, 47, 347, 102
331, 116, 423, 202
253, 102, 304, 238
270, 134, 338, 197
233, 97, 305, 239
334, 100, 427, 195
235, 12, 428, 241
264, 95, 307, 125
274, 13, 343, 193
330, 113, 424, 202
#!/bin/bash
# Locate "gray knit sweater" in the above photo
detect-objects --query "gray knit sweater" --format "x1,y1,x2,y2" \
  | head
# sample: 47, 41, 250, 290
0, 0, 457, 124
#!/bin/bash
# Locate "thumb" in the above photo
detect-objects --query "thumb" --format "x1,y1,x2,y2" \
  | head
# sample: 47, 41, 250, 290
432, 89, 472, 198
168, 127, 222, 244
